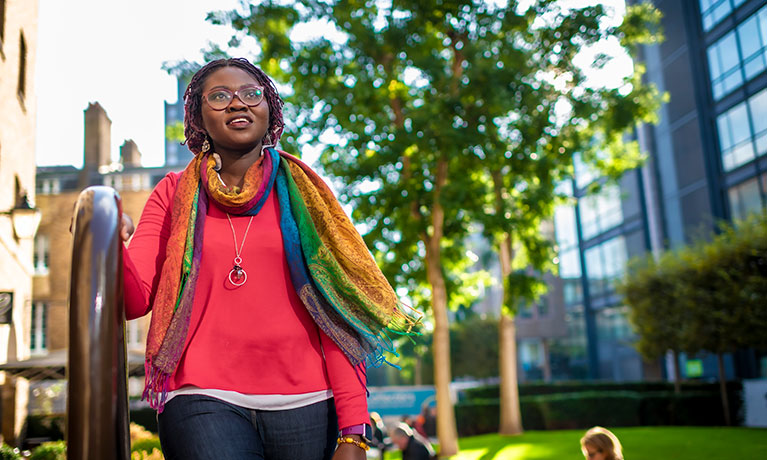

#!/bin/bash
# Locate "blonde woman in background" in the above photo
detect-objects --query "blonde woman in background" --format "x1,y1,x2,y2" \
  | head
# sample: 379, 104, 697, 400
580, 426, 624, 460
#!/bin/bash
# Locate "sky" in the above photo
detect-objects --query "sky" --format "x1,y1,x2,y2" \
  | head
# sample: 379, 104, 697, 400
34, 0, 631, 169
35, 0, 242, 168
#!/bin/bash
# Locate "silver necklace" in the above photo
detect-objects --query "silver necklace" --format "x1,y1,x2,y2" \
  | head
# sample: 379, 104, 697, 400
226, 213, 255, 287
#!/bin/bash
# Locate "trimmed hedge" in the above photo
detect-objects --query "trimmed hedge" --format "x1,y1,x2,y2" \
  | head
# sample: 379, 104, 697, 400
534, 391, 641, 430
462, 381, 743, 399
454, 388, 744, 437
455, 399, 500, 436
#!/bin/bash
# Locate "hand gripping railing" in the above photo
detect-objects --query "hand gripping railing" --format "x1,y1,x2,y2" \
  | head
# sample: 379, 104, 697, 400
67, 186, 130, 460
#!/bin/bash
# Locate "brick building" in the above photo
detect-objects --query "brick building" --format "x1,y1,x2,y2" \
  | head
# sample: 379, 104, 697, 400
34, 103, 180, 361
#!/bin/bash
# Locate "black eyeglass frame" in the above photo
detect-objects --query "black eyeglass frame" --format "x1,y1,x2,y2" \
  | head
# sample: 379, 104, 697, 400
203, 85, 266, 111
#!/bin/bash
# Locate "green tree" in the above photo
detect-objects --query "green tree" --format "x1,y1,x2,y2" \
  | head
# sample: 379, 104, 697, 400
201, 0, 663, 448
676, 213, 767, 426
620, 252, 687, 393
620, 212, 767, 426
464, 1, 663, 433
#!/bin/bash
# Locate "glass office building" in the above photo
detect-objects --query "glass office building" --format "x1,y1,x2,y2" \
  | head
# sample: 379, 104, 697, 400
518, 0, 767, 382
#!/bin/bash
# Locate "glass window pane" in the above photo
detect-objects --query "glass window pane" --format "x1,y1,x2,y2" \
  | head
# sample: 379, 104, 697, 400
723, 71, 744, 94
579, 184, 624, 241
560, 247, 582, 279
717, 114, 733, 149
603, 236, 628, 282
703, 13, 715, 31
738, 16, 767, 80
744, 58, 766, 81
563, 279, 583, 305
732, 141, 756, 168
728, 177, 764, 220
580, 196, 599, 240
574, 153, 597, 189
760, 10, 767, 45
712, 1, 732, 25
708, 32, 743, 99
719, 102, 756, 171
738, 16, 760, 58
708, 46, 722, 81
706, 5, 767, 97
600, 185, 623, 232
731, 103, 754, 143
701, 0, 735, 31
554, 206, 578, 249
719, 34, 741, 75
749, 88, 767, 139
755, 131, 767, 157
584, 246, 604, 296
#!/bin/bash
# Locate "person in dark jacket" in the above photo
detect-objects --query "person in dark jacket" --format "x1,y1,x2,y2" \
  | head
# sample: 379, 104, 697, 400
390, 422, 435, 460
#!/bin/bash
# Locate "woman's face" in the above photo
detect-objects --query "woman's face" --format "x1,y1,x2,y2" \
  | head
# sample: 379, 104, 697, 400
583, 444, 606, 460
200, 66, 270, 154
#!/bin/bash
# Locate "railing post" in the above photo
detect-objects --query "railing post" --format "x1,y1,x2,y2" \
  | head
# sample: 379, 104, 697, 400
67, 186, 130, 460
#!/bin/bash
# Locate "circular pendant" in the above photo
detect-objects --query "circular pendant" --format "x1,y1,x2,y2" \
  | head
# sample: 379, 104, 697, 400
228, 265, 247, 287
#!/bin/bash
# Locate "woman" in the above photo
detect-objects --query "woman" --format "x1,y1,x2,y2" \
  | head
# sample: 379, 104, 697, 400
580, 426, 624, 460
122, 57, 418, 460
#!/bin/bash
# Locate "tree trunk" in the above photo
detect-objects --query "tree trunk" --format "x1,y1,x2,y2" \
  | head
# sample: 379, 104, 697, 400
717, 353, 731, 426
672, 349, 681, 395
542, 339, 552, 383
498, 233, 523, 435
492, 169, 524, 436
414, 354, 423, 386
499, 314, 523, 434
424, 158, 459, 456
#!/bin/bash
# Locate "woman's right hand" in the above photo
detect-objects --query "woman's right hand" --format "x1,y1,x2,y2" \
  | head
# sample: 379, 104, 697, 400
121, 213, 135, 242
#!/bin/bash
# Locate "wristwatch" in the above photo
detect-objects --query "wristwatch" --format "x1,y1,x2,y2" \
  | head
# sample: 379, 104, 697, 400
340, 423, 373, 443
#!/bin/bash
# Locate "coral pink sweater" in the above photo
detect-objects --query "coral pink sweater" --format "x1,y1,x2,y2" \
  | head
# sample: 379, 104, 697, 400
123, 172, 368, 429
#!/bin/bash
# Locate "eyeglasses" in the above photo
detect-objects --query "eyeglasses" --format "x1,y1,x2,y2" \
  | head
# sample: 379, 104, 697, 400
203, 85, 265, 111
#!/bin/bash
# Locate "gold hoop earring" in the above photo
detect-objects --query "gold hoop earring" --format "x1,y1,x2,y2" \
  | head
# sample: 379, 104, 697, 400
201, 138, 211, 153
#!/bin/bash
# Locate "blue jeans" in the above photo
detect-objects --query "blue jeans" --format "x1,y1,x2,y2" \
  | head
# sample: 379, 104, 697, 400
157, 395, 338, 460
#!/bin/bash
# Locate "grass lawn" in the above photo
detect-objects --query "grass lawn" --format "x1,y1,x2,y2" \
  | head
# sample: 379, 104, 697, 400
383, 426, 767, 459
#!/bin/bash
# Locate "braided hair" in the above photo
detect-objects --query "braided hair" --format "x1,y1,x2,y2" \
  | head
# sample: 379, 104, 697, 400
183, 57, 285, 154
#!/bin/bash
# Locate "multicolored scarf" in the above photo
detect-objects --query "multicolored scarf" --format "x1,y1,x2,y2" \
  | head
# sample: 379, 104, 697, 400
142, 147, 419, 411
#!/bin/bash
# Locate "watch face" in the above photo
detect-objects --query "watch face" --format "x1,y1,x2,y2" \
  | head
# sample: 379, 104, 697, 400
363, 424, 373, 443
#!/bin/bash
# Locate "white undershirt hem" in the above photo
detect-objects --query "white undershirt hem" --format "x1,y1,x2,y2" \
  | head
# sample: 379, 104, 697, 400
166, 386, 334, 411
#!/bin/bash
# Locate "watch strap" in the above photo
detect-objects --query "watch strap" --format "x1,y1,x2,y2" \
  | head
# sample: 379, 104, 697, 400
340, 423, 372, 441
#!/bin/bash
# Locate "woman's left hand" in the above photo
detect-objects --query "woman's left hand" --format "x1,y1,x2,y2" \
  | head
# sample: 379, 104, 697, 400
332, 436, 368, 460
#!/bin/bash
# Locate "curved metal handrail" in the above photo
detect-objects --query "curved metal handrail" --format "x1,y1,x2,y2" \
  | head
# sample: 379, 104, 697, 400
67, 186, 130, 460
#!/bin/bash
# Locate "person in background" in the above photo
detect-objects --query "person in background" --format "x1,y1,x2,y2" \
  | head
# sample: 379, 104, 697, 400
368, 412, 387, 460
413, 406, 427, 438
389, 422, 435, 460
580, 426, 624, 460
423, 406, 437, 438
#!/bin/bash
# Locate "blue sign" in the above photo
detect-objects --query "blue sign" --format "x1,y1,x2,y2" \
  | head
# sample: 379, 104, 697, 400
367, 386, 436, 417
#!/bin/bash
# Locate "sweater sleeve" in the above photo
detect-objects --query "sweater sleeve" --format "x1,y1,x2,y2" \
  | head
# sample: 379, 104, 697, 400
123, 173, 178, 320
319, 330, 369, 430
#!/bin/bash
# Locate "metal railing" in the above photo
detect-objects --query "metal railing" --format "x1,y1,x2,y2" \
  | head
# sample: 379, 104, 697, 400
67, 186, 130, 460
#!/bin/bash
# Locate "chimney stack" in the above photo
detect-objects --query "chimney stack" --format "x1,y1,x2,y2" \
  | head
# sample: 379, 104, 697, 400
79, 102, 112, 188
120, 140, 142, 168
